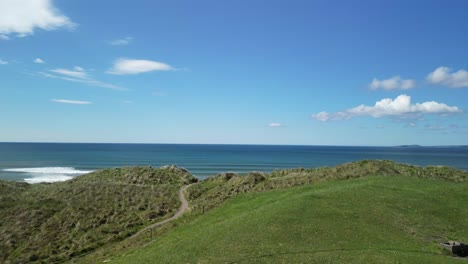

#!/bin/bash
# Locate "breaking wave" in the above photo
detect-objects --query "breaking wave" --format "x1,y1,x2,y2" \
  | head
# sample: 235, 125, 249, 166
3, 167, 93, 184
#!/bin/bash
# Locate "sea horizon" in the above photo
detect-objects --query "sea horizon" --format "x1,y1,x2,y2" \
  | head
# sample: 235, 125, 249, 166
1, 142, 467, 183
2, 141, 468, 148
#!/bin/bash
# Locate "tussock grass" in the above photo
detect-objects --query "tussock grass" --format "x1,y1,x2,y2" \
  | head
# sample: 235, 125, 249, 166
187, 160, 468, 211
0, 166, 196, 263
2, 160, 467, 263
112, 174, 468, 263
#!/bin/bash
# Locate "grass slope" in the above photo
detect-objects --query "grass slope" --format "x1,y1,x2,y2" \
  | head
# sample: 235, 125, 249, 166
0, 166, 197, 263
187, 160, 467, 211
112, 174, 468, 263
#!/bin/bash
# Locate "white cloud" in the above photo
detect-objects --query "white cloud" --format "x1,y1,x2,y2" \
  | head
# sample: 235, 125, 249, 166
268, 123, 283, 127
313, 94, 461, 122
107, 58, 174, 75
34, 58, 45, 64
0, 59, 7, 65
424, 125, 445, 131
427, 66, 468, 88
369, 75, 416, 90
39, 67, 126, 91
0, 34, 9, 40
312, 112, 330, 122
50, 67, 87, 78
109, 37, 133, 46
51, 99, 91, 105
0, 0, 75, 39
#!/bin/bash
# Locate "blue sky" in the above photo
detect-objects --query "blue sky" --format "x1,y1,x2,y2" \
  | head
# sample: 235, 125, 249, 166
1, 0, 467, 145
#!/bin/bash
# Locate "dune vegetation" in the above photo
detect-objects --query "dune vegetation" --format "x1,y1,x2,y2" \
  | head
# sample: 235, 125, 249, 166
112, 175, 468, 263
1, 160, 467, 263
106, 160, 468, 263
0, 166, 197, 263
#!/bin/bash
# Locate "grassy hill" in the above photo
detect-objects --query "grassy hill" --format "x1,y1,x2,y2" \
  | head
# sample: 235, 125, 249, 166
1, 160, 467, 263
107, 161, 468, 263
187, 160, 468, 211
0, 165, 197, 263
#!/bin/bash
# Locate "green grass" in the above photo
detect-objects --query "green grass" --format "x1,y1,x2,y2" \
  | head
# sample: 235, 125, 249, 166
2, 160, 467, 263
111, 176, 468, 263
186, 160, 468, 212
0, 166, 197, 263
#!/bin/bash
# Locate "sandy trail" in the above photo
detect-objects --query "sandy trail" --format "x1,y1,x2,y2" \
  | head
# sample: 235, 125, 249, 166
130, 184, 192, 239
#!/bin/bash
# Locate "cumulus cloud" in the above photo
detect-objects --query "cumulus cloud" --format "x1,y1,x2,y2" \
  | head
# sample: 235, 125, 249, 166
268, 123, 283, 127
0, 59, 7, 65
34, 58, 45, 64
109, 37, 133, 46
369, 76, 416, 90
312, 94, 461, 122
51, 99, 91, 105
39, 66, 126, 91
0, 0, 75, 38
427, 66, 468, 88
107, 58, 174, 75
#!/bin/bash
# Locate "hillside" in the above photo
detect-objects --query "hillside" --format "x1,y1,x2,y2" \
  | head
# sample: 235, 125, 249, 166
187, 160, 468, 211
98, 160, 468, 263
1, 160, 467, 263
0, 165, 197, 263
111, 175, 468, 263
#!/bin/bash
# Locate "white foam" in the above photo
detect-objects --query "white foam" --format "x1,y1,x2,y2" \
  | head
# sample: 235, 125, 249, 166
3, 167, 93, 183
4, 167, 93, 174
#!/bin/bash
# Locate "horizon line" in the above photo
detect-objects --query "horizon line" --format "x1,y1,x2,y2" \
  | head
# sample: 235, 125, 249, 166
1, 141, 467, 148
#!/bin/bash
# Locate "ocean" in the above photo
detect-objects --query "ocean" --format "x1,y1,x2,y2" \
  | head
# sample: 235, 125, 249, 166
0, 143, 467, 183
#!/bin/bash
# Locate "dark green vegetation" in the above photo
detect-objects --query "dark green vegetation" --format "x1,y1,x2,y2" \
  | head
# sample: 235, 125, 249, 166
1, 160, 467, 263
0, 166, 197, 263
187, 160, 468, 211
109, 160, 468, 263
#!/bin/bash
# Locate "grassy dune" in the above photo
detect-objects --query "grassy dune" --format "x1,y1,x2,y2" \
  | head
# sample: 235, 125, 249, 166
108, 160, 468, 263
1, 160, 467, 263
0, 166, 197, 263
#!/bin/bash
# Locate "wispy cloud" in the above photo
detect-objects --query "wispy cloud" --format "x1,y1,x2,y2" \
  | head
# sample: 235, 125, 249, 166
51, 99, 92, 105
369, 76, 416, 90
39, 66, 126, 91
34, 58, 45, 64
268, 123, 284, 127
312, 94, 461, 122
427, 66, 468, 88
0, 58, 7, 65
107, 58, 174, 75
0, 0, 76, 39
312, 112, 330, 122
50, 67, 87, 78
424, 125, 445, 131
109, 37, 133, 46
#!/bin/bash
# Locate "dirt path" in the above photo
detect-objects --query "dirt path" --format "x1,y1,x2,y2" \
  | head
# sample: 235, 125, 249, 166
130, 184, 192, 239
